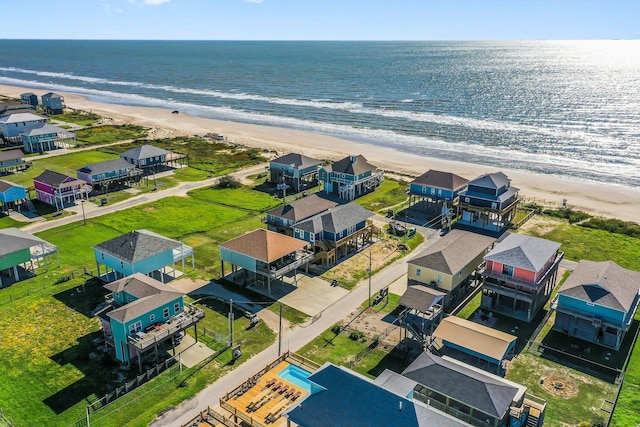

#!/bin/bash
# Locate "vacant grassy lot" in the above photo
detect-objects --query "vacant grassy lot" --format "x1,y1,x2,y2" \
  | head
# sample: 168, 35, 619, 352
75, 125, 148, 146
53, 111, 101, 126
355, 178, 409, 214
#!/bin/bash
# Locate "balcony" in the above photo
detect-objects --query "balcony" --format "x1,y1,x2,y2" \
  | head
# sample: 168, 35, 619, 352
127, 305, 205, 351
256, 249, 315, 278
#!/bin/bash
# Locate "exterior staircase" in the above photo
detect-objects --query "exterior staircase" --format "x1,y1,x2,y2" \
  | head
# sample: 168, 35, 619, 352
524, 407, 541, 427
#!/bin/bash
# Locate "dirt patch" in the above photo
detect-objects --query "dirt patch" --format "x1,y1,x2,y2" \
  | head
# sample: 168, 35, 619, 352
517, 214, 563, 235
339, 306, 403, 347
542, 375, 579, 398
143, 206, 157, 212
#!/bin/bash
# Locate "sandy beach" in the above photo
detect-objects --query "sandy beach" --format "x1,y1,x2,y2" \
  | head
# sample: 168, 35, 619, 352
2, 83, 639, 222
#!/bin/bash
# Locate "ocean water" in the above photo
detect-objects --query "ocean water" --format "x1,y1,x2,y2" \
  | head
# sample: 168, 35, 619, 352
1, 40, 639, 187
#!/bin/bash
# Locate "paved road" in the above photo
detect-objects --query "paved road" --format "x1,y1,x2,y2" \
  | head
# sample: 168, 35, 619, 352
149, 229, 440, 427
20, 163, 269, 234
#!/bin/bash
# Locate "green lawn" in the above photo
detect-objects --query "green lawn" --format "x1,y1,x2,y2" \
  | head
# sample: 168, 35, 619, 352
189, 185, 281, 213
53, 111, 101, 126
506, 353, 616, 427
74, 125, 148, 146
355, 178, 409, 213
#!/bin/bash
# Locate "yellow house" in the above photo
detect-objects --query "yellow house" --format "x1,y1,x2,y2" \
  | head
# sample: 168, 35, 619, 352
407, 229, 495, 307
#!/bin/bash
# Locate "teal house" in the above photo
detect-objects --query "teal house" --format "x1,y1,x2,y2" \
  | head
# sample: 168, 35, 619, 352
319, 155, 383, 200
76, 158, 142, 187
41, 92, 65, 114
0, 180, 27, 213
93, 229, 194, 283
553, 260, 640, 350
0, 228, 59, 288
269, 153, 322, 193
97, 273, 204, 370
293, 203, 374, 266
21, 123, 76, 153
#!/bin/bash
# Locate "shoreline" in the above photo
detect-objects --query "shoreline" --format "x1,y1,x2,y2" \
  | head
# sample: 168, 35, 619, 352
2, 83, 639, 223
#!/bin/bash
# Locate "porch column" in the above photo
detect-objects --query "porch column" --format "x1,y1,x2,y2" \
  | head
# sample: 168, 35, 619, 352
221, 260, 225, 278
13, 265, 19, 281
137, 347, 143, 373
96, 261, 101, 279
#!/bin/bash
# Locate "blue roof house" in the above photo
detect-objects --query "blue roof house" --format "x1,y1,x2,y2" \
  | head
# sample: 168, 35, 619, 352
93, 229, 194, 283
293, 203, 374, 266
456, 172, 519, 235
319, 154, 383, 200
0, 180, 28, 213
553, 260, 640, 350
97, 273, 204, 370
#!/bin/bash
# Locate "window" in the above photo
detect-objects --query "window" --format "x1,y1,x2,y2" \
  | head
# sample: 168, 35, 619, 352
163, 307, 170, 318
464, 197, 470, 203
491, 202, 497, 209
422, 186, 427, 194
129, 321, 142, 334
416, 268, 421, 277
127, 296, 132, 302
430, 188, 436, 195
438, 189, 442, 196
149, 314, 155, 323
101, 252, 105, 260
310, 233, 315, 243
120, 261, 124, 268
502, 264, 514, 276
437, 274, 443, 283
174, 302, 180, 313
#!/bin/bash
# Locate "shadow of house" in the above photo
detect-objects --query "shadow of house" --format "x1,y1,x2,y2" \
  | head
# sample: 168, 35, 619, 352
53, 277, 108, 318
44, 331, 122, 414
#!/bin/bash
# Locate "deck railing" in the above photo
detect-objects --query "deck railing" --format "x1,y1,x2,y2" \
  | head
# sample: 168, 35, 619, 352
127, 305, 205, 350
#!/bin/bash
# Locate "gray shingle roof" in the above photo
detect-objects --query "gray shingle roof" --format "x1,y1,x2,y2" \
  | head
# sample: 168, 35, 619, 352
323, 154, 378, 175
294, 203, 373, 235
34, 169, 75, 186
402, 352, 525, 419
411, 170, 469, 191
120, 145, 171, 161
484, 233, 560, 272
558, 260, 640, 312
0, 112, 47, 124
468, 172, 510, 190
398, 285, 446, 312
266, 194, 338, 222
270, 153, 322, 169
21, 123, 68, 137
78, 158, 136, 175
409, 230, 495, 275
0, 180, 25, 193
93, 230, 182, 264
0, 227, 52, 257
104, 273, 184, 323
0, 149, 25, 162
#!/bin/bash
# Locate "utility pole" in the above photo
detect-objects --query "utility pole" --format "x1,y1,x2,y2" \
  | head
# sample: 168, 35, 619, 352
81, 199, 86, 226
368, 251, 372, 307
278, 303, 283, 356
228, 299, 234, 347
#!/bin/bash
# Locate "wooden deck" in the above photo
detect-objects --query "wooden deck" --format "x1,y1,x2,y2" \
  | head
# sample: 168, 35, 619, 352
223, 361, 308, 426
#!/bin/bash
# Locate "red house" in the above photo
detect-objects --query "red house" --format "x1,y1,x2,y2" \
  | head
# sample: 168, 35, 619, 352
480, 233, 564, 322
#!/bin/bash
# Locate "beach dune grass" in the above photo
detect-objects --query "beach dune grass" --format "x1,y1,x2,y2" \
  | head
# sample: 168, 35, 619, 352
354, 178, 409, 213
74, 124, 148, 146
53, 111, 101, 126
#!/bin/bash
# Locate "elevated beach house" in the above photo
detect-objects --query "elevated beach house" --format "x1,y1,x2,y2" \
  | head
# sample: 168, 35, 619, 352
0, 180, 28, 213
20, 92, 39, 108
293, 202, 375, 266
97, 273, 204, 370
264, 193, 338, 235
21, 123, 77, 153
481, 233, 563, 322
120, 144, 188, 173
455, 172, 519, 235
0, 112, 47, 141
388, 352, 546, 427
76, 158, 143, 189
431, 316, 517, 375
268, 152, 322, 193
33, 169, 91, 211
407, 229, 495, 308
319, 154, 383, 200
408, 169, 469, 218
219, 229, 314, 295
40, 92, 65, 115
0, 149, 27, 174
0, 228, 59, 288
93, 229, 194, 283
552, 260, 640, 350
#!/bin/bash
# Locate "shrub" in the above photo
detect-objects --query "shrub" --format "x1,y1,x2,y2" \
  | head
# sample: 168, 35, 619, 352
217, 175, 242, 189
580, 217, 640, 238
543, 208, 591, 224
349, 331, 363, 341
331, 325, 341, 334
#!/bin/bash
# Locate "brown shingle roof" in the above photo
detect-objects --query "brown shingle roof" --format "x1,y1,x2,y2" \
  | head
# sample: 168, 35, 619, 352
409, 230, 495, 275
432, 316, 517, 363
220, 229, 308, 263
398, 285, 446, 312
324, 154, 378, 176
411, 170, 469, 191
266, 194, 338, 222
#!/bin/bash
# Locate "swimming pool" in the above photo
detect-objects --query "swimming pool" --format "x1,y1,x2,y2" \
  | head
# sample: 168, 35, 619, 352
278, 364, 312, 391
